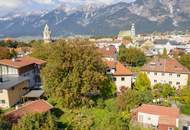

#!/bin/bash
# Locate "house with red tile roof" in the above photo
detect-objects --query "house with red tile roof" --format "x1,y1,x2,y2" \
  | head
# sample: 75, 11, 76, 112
0, 56, 46, 88
5, 100, 53, 123
141, 58, 190, 88
97, 46, 117, 61
105, 60, 133, 92
133, 104, 180, 130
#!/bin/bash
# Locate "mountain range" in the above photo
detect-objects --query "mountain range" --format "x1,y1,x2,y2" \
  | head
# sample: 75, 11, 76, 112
0, 0, 190, 38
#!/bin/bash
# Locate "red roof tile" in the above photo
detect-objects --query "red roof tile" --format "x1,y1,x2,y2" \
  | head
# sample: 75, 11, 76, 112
97, 46, 116, 58
105, 61, 132, 76
141, 58, 190, 74
5, 100, 53, 123
137, 104, 179, 118
0, 56, 46, 69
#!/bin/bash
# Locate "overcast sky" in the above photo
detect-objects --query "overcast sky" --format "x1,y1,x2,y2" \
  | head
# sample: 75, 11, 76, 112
0, 0, 135, 16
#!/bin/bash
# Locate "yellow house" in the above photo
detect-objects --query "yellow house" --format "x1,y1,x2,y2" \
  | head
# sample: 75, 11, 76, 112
0, 76, 29, 108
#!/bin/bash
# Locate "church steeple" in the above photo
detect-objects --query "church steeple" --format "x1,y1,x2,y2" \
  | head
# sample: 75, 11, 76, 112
131, 23, 135, 37
43, 24, 52, 43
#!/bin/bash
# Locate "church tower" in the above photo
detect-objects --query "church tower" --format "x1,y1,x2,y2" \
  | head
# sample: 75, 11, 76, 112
43, 24, 51, 43
131, 23, 136, 37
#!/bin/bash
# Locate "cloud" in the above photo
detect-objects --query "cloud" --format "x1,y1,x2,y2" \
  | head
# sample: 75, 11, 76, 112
0, 0, 24, 7
32, 0, 54, 4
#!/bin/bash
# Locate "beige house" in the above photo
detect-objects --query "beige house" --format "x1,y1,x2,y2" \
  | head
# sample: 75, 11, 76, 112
141, 58, 190, 89
0, 76, 29, 108
105, 61, 133, 92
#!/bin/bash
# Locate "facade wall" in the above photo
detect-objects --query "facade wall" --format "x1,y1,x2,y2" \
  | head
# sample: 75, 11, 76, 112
138, 112, 159, 126
158, 124, 175, 130
0, 81, 28, 108
145, 71, 188, 88
0, 90, 10, 108
114, 75, 132, 91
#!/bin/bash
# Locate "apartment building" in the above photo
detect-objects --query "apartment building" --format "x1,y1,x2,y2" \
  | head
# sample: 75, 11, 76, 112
141, 58, 189, 89
0, 76, 29, 108
0, 56, 46, 88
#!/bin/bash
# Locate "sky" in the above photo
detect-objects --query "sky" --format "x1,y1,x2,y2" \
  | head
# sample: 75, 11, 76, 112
0, 0, 135, 16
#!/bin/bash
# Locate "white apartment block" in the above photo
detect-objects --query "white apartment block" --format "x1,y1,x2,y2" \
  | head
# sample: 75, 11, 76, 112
141, 58, 189, 89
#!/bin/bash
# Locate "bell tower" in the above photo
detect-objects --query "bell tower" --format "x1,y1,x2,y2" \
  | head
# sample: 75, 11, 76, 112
43, 24, 51, 43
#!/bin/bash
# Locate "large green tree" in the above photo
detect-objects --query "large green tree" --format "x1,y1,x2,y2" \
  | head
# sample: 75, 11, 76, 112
134, 72, 151, 92
179, 53, 190, 70
41, 40, 111, 108
12, 112, 57, 130
118, 44, 127, 63
126, 47, 146, 67
0, 47, 11, 59
31, 40, 51, 60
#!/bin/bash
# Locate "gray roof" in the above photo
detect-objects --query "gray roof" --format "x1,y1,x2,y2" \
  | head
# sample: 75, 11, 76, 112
23, 90, 44, 98
0, 76, 28, 90
154, 39, 180, 45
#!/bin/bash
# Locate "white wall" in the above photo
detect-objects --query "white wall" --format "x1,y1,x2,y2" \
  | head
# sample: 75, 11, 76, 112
145, 71, 188, 88
114, 75, 132, 91
138, 112, 159, 126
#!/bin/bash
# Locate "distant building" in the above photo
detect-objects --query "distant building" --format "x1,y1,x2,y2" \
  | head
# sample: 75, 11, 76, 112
43, 24, 52, 43
118, 23, 136, 41
5, 100, 53, 123
0, 56, 46, 88
133, 104, 180, 130
141, 58, 190, 89
97, 46, 117, 61
105, 61, 132, 92
0, 76, 29, 108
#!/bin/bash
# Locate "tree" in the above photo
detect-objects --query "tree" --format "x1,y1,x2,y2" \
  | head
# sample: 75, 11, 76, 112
134, 72, 151, 92
125, 47, 146, 67
41, 40, 111, 108
0, 113, 11, 130
12, 112, 57, 130
178, 86, 190, 104
118, 44, 127, 63
153, 83, 175, 98
161, 48, 168, 58
31, 40, 51, 60
179, 53, 190, 70
0, 47, 11, 59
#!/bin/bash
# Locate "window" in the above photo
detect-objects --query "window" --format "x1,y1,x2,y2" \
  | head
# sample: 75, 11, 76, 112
121, 77, 125, 81
168, 128, 173, 130
0, 90, 3, 93
148, 117, 151, 120
107, 69, 111, 73
176, 82, 180, 85
147, 72, 150, 74
0, 100, 5, 104
169, 81, 172, 85
154, 72, 157, 75
177, 74, 181, 77
113, 77, 116, 81
169, 73, 172, 76
154, 80, 157, 83
162, 73, 165, 76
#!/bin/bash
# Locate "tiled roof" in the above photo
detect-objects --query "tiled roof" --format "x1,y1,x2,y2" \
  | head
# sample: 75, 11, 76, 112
105, 61, 132, 76
137, 104, 179, 118
0, 56, 46, 69
97, 46, 116, 58
159, 116, 176, 126
141, 58, 190, 74
5, 100, 53, 123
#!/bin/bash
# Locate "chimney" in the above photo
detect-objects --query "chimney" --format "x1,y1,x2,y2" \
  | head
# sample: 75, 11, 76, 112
12, 57, 16, 62
15, 105, 19, 110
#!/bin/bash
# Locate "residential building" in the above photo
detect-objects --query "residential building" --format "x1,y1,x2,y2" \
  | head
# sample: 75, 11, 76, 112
133, 104, 180, 130
141, 58, 190, 88
105, 61, 132, 92
0, 76, 29, 108
0, 56, 46, 88
97, 46, 117, 61
5, 100, 53, 123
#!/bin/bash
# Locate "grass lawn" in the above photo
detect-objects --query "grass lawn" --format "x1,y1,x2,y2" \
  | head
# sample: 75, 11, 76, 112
181, 104, 190, 115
